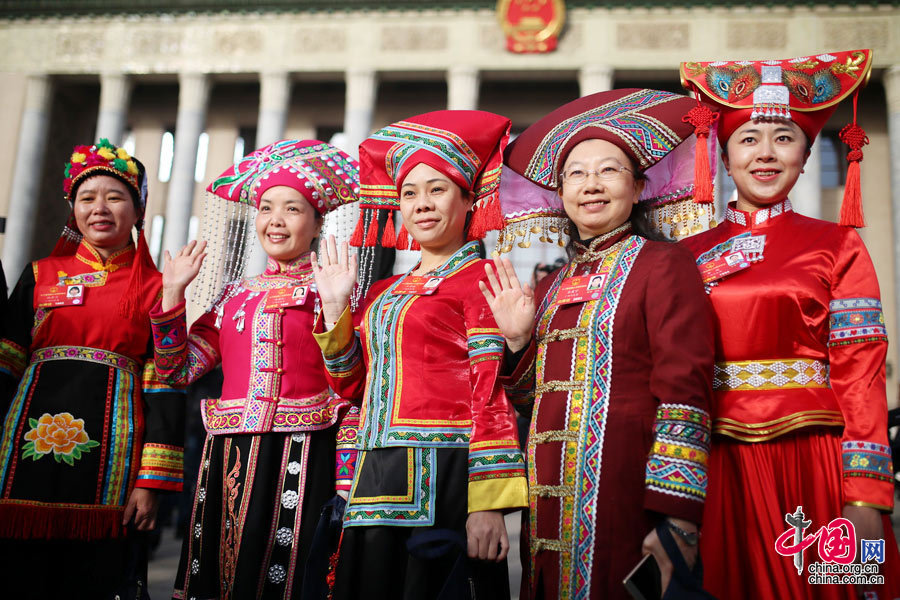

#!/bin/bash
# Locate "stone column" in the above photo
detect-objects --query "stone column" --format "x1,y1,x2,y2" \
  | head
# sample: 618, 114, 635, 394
343, 67, 377, 158
790, 142, 822, 219
885, 66, 900, 367
244, 71, 293, 275
578, 65, 613, 97
162, 72, 210, 256
447, 66, 480, 111
95, 72, 132, 145
3, 74, 52, 288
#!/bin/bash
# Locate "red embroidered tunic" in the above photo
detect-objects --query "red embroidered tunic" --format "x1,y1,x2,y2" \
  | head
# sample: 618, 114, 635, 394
150, 253, 358, 490
313, 242, 527, 525
504, 228, 714, 600
0, 241, 185, 540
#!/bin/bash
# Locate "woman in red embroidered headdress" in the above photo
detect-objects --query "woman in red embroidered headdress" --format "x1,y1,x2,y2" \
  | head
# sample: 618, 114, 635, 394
311, 110, 528, 600
680, 49, 900, 599
149, 139, 361, 599
481, 89, 717, 600
0, 140, 185, 597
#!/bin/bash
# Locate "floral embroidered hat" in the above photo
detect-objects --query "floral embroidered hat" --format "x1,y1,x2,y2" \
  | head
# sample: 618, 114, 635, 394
352, 109, 511, 251
681, 49, 874, 227
195, 140, 360, 309
501, 88, 718, 245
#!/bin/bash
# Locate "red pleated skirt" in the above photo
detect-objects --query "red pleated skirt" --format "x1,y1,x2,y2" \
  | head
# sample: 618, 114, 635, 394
701, 429, 900, 600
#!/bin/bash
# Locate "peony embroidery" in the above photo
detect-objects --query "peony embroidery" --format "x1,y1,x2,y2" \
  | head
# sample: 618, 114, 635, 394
22, 412, 99, 465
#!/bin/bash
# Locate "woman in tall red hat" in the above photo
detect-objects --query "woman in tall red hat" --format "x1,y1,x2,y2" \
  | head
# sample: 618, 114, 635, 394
680, 49, 900, 599
312, 110, 528, 600
150, 139, 361, 599
0, 140, 185, 597
479, 88, 716, 599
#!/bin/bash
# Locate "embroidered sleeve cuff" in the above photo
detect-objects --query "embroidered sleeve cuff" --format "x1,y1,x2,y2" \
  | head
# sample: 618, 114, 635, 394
0, 338, 27, 380
468, 476, 528, 513
142, 360, 187, 394
313, 307, 361, 378
842, 441, 894, 511
136, 443, 184, 492
150, 300, 188, 353
336, 447, 358, 493
499, 339, 537, 407
467, 328, 504, 366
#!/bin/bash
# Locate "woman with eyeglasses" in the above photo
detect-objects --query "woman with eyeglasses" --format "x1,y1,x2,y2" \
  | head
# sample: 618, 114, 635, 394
481, 89, 715, 599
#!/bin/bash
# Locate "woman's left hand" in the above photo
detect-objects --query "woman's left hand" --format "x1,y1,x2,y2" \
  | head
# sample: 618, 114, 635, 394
641, 519, 699, 595
122, 487, 160, 531
466, 510, 509, 562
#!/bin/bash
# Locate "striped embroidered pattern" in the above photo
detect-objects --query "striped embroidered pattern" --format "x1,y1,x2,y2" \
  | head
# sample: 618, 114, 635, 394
0, 338, 26, 379
645, 403, 711, 502
374, 120, 480, 185
466, 328, 504, 365
345, 448, 437, 526
136, 443, 184, 491
142, 360, 186, 394
468, 439, 525, 482
828, 297, 887, 346
31, 346, 140, 375
841, 441, 893, 483
323, 334, 362, 377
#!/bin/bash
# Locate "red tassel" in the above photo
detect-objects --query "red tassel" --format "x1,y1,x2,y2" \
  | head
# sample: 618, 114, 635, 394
349, 211, 366, 247
381, 213, 396, 248
363, 213, 380, 247
326, 529, 344, 600
468, 196, 504, 241
838, 122, 868, 228
0, 503, 123, 541
682, 101, 719, 205
119, 232, 153, 322
396, 223, 409, 251
410, 235, 421, 251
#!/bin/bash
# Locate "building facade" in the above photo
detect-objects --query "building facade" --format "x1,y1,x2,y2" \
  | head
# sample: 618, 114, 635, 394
0, 0, 898, 403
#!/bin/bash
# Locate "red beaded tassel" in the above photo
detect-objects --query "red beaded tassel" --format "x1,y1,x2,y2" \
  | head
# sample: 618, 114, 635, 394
838, 93, 868, 228
683, 90, 719, 205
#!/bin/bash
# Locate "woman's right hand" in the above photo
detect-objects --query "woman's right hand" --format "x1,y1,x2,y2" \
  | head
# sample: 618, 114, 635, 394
161, 240, 207, 312
312, 235, 358, 326
479, 255, 536, 353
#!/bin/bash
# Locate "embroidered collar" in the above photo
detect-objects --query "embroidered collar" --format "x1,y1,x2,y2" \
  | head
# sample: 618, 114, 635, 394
75, 240, 135, 272
265, 251, 313, 277
411, 241, 481, 278
725, 199, 793, 228
572, 222, 633, 264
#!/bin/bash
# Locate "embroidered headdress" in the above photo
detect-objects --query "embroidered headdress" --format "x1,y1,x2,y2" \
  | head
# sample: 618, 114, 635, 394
681, 49, 873, 227
56, 138, 154, 321
501, 88, 717, 246
194, 139, 360, 309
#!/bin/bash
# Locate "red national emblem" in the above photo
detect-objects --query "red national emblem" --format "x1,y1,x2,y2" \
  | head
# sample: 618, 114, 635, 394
497, 0, 566, 54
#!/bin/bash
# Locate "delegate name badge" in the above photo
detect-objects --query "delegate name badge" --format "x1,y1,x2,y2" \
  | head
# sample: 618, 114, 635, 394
699, 251, 751, 284
556, 273, 608, 305
36, 284, 85, 307
392, 275, 445, 296
265, 285, 309, 309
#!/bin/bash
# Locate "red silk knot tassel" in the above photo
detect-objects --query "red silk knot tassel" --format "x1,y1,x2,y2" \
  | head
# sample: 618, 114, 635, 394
396, 223, 410, 251
467, 196, 504, 241
838, 123, 868, 228
326, 529, 344, 600
363, 212, 380, 247
380, 213, 396, 248
349, 211, 366, 247
119, 232, 152, 322
683, 103, 719, 205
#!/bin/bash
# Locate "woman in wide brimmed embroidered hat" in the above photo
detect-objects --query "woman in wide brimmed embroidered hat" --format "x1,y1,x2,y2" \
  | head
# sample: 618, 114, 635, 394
481, 89, 716, 599
312, 110, 528, 600
0, 139, 185, 597
150, 139, 362, 599
679, 49, 900, 599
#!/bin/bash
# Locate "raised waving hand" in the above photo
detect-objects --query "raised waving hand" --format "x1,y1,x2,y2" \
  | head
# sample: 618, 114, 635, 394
479, 255, 536, 353
162, 240, 207, 312
312, 235, 358, 326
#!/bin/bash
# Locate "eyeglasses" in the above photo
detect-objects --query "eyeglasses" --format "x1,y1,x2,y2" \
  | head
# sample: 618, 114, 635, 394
562, 165, 633, 184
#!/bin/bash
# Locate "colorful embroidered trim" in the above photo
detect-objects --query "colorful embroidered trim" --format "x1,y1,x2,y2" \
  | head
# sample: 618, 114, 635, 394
374, 121, 480, 186
142, 360, 185, 394
30, 345, 140, 375
525, 89, 682, 186
645, 404, 710, 503
841, 441, 893, 483
724, 198, 792, 227
828, 298, 887, 346
713, 358, 828, 391
468, 446, 526, 482
103, 367, 137, 506
152, 306, 219, 387
202, 391, 346, 435
323, 335, 362, 378
466, 329, 505, 365
345, 448, 437, 526
136, 443, 184, 491
0, 338, 26, 379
